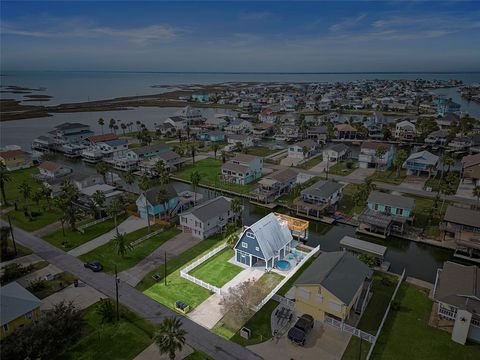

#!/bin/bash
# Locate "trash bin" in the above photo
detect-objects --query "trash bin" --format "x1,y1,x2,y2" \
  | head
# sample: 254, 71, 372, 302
74, 279, 79, 287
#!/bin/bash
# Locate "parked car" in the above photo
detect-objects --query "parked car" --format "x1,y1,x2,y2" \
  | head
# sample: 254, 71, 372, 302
287, 314, 315, 346
84, 261, 103, 272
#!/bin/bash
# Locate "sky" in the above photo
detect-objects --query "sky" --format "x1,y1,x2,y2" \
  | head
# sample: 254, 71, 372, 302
1, 1, 480, 72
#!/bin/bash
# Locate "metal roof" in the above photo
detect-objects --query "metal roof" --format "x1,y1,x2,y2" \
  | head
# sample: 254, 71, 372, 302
444, 205, 480, 228
301, 180, 342, 199
339, 236, 387, 257
405, 150, 438, 165
294, 251, 372, 305
367, 191, 415, 210
1, 282, 41, 326
185, 196, 232, 222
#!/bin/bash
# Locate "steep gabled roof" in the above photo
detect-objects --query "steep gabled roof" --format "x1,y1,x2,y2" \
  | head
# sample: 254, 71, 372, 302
184, 196, 232, 222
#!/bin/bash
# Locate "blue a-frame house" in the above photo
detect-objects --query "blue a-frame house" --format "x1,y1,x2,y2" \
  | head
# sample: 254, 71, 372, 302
234, 213, 293, 270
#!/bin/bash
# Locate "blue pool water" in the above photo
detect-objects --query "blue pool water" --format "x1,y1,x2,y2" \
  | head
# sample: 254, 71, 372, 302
277, 260, 291, 271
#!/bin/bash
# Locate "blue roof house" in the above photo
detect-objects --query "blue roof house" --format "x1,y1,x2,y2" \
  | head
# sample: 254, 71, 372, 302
136, 185, 180, 220
234, 213, 293, 270
403, 150, 439, 176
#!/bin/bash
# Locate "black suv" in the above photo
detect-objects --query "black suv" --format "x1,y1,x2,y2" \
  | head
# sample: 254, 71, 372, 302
84, 261, 103, 272
287, 314, 315, 346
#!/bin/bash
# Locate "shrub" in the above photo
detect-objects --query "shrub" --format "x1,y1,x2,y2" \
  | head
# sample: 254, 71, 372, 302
0, 263, 33, 285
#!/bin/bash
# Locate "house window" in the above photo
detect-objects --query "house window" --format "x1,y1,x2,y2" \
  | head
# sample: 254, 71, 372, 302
374, 203, 379, 210
385, 206, 391, 214
241, 242, 248, 249
329, 301, 342, 312
396, 208, 403, 215
298, 288, 310, 300
255, 246, 260, 252
246, 232, 255, 239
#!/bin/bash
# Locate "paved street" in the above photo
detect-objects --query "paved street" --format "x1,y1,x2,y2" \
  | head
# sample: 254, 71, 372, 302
68, 216, 147, 257
119, 232, 200, 286
0, 253, 42, 269
2, 220, 261, 360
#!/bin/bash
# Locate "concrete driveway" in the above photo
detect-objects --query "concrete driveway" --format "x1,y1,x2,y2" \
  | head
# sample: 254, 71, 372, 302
400, 175, 428, 191
249, 322, 351, 360
41, 282, 106, 310
345, 168, 375, 182
134, 343, 193, 360
456, 180, 475, 199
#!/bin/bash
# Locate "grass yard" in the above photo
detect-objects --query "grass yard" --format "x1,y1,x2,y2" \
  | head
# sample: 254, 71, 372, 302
244, 146, 277, 157
370, 283, 480, 360
367, 169, 407, 185
142, 235, 228, 311
184, 350, 213, 360
338, 184, 365, 216
408, 195, 447, 239
173, 158, 255, 194
63, 302, 154, 360
189, 248, 243, 288
43, 213, 129, 249
296, 155, 324, 170
79, 226, 180, 273
1, 167, 40, 206
328, 160, 357, 176
342, 272, 399, 360
28, 272, 76, 299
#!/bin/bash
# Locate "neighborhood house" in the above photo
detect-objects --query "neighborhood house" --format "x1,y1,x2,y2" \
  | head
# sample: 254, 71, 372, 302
221, 154, 263, 185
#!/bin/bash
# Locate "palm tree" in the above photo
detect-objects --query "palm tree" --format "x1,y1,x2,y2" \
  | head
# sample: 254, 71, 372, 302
473, 185, 480, 210
393, 149, 408, 178
0, 163, 11, 206
109, 118, 116, 132
230, 197, 242, 226
120, 123, 127, 135
177, 129, 182, 141
40, 183, 52, 210
185, 126, 191, 141
375, 146, 387, 170
236, 141, 244, 154
189, 143, 196, 165
156, 187, 170, 220
98, 118, 105, 134
18, 181, 32, 220
92, 190, 106, 219
59, 179, 81, 231
107, 197, 122, 234
138, 175, 152, 232
190, 170, 201, 205
113, 232, 133, 258
154, 317, 187, 360
221, 150, 227, 163
443, 155, 454, 174
212, 143, 220, 159
123, 170, 135, 192
96, 161, 109, 183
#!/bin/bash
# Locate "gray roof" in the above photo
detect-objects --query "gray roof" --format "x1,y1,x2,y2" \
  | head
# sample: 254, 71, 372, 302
222, 161, 250, 174
55, 122, 89, 130
133, 144, 170, 156
295, 251, 372, 305
444, 205, 480, 228
327, 143, 349, 153
145, 185, 177, 205
301, 180, 342, 199
186, 196, 232, 222
157, 150, 181, 161
1, 282, 41, 326
368, 191, 415, 210
266, 168, 297, 183
406, 150, 438, 165
434, 261, 480, 314
244, 213, 293, 260
339, 236, 387, 257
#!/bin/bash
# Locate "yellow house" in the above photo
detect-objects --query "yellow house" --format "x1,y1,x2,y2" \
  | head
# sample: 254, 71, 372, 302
1, 281, 42, 339
0, 149, 32, 171
293, 251, 372, 322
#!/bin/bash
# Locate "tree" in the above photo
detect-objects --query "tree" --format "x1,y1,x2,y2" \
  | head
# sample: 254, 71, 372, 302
302, 146, 309, 159
120, 122, 127, 135
221, 150, 227, 163
123, 170, 135, 191
156, 187, 171, 220
443, 155, 454, 173
189, 143, 196, 164
190, 170, 201, 205
212, 143, 220, 159
154, 317, 187, 360
224, 223, 238, 247
113, 232, 132, 258
59, 179, 81, 230
358, 254, 376, 267
95, 161, 109, 183
236, 141, 244, 154
185, 126, 191, 140
473, 186, 480, 210
109, 118, 116, 132
96, 298, 116, 323
107, 197, 122, 234
92, 190, 106, 218
0, 163, 11, 206
138, 175, 152, 232
375, 146, 388, 170
0, 226, 12, 262
230, 197, 242, 226
98, 117, 105, 134
40, 183, 52, 210
177, 129, 182, 141
393, 149, 408, 178
137, 127, 152, 146
18, 181, 32, 220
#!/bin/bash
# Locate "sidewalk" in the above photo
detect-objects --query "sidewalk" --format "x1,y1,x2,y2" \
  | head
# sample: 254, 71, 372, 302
188, 267, 265, 329
0, 253, 42, 268
134, 343, 194, 360
118, 232, 200, 286
68, 216, 147, 257
16, 264, 62, 287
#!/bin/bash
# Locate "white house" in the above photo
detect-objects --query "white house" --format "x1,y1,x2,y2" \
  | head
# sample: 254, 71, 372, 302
224, 119, 253, 134
288, 139, 318, 160
179, 196, 235, 239
221, 154, 263, 185
227, 134, 255, 148
395, 120, 416, 141
164, 116, 188, 131
38, 161, 72, 179
175, 106, 204, 124
322, 144, 350, 162
259, 108, 278, 123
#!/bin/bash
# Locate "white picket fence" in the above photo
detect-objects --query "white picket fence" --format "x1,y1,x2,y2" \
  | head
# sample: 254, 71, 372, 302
253, 245, 320, 312
179, 243, 229, 295
131, 228, 164, 247
77, 215, 113, 233
325, 316, 376, 343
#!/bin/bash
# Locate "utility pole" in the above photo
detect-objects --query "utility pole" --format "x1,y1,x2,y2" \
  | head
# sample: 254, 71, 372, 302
164, 251, 167, 286
7, 215, 17, 256
115, 265, 120, 322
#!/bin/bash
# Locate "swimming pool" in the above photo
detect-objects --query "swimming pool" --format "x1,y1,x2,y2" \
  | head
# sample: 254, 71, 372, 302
277, 260, 291, 271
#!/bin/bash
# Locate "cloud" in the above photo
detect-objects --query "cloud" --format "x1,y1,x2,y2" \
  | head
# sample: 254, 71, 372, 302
329, 13, 368, 32
1, 18, 182, 45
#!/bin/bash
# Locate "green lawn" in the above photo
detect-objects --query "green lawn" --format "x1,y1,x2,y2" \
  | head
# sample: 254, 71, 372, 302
408, 195, 447, 239
244, 146, 277, 157
173, 158, 255, 194
189, 248, 242, 288
328, 160, 357, 176
2, 167, 40, 206
28, 272, 76, 299
370, 283, 480, 360
296, 155, 324, 170
142, 236, 228, 311
367, 169, 407, 185
184, 350, 213, 360
342, 272, 398, 360
424, 172, 461, 193
42, 213, 129, 249
79, 226, 180, 273
63, 302, 154, 360
338, 184, 365, 216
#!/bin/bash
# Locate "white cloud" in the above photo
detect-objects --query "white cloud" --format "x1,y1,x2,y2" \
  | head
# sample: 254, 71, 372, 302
329, 13, 368, 32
